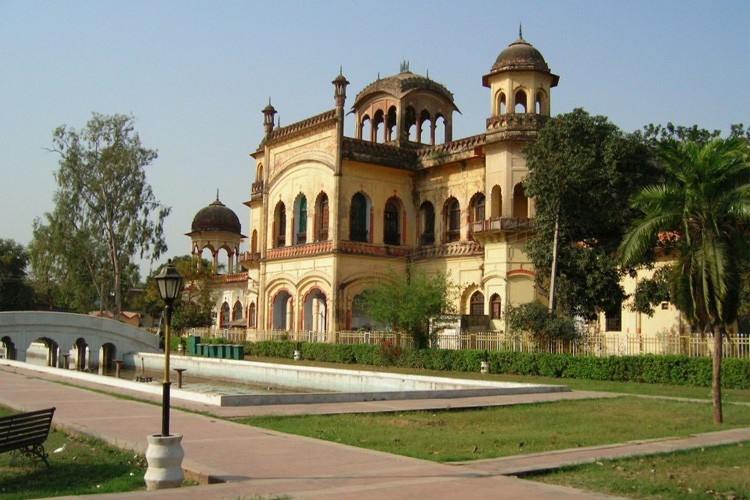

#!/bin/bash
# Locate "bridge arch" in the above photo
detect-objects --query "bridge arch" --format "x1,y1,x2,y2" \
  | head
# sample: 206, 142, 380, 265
0, 312, 160, 371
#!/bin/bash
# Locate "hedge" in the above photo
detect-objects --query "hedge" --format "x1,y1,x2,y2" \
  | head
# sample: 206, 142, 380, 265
238, 340, 750, 390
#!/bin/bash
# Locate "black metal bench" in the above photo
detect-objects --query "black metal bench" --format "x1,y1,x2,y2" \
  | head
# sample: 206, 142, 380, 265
0, 407, 56, 467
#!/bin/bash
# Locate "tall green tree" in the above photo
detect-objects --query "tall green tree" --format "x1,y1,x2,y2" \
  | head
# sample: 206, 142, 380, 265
0, 239, 36, 310
618, 136, 750, 424
363, 266, 456, 348
33, 113, 170, 315
523, 108, 655, 320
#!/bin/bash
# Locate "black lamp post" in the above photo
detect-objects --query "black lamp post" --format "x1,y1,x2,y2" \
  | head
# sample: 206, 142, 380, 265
154, 259, 183, 437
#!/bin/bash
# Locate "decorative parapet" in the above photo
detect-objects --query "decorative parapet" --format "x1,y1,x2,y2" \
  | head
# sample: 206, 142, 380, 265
342, 138, 418, 170
262, 109, 337, 147
416, 133, 486, 168
485, 113, 548, 140
339, 240, 411, 257
266, 241, 333, 260
212, 272, 248, 285
411, 241, 483, 259
238, 252, 261, 266
250, 181, 264, 201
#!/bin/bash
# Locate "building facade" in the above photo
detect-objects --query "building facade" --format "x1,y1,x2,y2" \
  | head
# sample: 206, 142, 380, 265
189, 33, 683, 340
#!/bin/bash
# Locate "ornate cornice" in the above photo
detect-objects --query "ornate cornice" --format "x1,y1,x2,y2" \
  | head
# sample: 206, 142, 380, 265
260, 109, 337, 148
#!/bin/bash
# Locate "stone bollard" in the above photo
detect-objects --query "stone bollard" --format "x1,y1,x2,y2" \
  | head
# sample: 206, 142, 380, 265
144, 434, 184, 490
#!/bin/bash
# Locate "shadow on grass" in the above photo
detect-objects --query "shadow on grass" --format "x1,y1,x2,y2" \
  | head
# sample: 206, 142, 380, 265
0, 460, 145, 499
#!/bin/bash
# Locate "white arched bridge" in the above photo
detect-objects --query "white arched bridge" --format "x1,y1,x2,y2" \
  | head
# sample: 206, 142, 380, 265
0, 311, 160, 372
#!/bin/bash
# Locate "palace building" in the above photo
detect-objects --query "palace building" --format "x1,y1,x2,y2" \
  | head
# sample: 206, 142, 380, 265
188, 32, 685, 341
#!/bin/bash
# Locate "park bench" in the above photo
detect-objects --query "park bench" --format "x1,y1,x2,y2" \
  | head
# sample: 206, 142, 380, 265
0, 407, 56, 467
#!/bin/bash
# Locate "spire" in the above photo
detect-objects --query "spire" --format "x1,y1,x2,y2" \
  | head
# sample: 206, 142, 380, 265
262, 98, 277, 137
216, 189, 220, 201
332, 67, 349, 106
519, 23, 523, 39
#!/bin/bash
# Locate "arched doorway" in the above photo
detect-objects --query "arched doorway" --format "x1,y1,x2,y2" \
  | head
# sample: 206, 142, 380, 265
303, 289, 327, 340
272, 290, 292, 331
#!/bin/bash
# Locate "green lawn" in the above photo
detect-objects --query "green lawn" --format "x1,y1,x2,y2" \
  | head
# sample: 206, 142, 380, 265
236, 396, 750, 462
0, 407, 146, 499
526, 441, 750, 499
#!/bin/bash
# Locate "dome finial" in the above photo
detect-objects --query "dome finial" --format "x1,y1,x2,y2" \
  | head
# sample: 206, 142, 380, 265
216, 189, 220, 201
519, 23, 523, 39
400, 60, 410, 73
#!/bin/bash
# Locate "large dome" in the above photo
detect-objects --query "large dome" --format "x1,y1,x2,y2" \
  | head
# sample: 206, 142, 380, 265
491, 36, 550, 73
190, 197, 242, 234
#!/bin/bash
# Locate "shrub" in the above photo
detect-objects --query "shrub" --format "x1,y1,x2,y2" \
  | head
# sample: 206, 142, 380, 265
239, 340, 750, 389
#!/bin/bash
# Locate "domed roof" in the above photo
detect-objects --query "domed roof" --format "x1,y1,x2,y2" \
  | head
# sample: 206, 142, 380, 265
491, 36, 550, 73
190, 197, 242, 235
352, 62, 457, 111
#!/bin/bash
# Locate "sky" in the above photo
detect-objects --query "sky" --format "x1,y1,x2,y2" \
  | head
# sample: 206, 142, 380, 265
1, 0, 748, 279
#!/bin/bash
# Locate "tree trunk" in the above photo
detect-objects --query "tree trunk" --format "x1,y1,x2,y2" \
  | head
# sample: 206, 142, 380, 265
712, 326, 723, 424
548, 213, 560, 312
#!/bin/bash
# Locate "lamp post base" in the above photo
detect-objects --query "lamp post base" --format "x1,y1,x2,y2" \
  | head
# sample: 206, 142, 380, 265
144, 434, 184, 490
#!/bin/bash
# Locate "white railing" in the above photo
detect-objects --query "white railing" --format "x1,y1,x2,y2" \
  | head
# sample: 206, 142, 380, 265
181, 327, 750, 358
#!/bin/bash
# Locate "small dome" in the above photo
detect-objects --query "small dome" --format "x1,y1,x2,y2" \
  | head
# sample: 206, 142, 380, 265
491, 36, 550, 73
352, 63, 457, 111
190, 197, 242, 234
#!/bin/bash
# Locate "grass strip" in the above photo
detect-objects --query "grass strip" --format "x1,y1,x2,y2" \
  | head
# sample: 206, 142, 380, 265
237, 396, 750, 462
0, 408, 145, 499
525, 441, 750, 499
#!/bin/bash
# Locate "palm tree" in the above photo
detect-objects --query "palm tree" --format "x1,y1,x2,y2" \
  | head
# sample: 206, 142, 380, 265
619, 136, 750, 424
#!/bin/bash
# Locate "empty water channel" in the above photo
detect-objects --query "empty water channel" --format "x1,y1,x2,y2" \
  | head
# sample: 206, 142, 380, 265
111, 353, 569, 407
3, 348, 569, 407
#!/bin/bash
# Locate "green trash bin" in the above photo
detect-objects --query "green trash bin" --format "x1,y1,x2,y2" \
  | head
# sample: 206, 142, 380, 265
230, 344, 244, 360
187, 336, 200, 356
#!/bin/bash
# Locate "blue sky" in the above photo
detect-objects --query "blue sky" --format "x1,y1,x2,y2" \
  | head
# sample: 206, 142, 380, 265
1, 0, 748, 278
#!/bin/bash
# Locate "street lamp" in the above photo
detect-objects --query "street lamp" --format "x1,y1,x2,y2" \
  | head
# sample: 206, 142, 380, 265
153, 259, 183, 437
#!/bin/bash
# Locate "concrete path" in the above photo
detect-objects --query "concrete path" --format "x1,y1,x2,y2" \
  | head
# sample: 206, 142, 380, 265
1, 364, 747, 499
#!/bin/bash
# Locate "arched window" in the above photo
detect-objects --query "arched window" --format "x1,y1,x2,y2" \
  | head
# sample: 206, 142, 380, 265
470, 194, 485, 222
470, 291, 484, 316
274, 201, 286, 247
419, 201, 435, 245
232, 300, 243, 320
404, 106, 417, 141
373, 109, 385, 142
514, 89, 527, 113
513, 183, 528, 218
316, 193, 329, 241
294, 195, 307, 245
386, 106, 397, 142
418, 109, 431, 144
249, 302, 256, 328
445, 198, 460, 242
434, 115, 446, 145
490, 294, 501, 319
536, 91, 544, 114
383, 198, 400, 245
498, 92, 506, 115
491, 185, 502, 218
350, 192, 369, 242
220, 302, 230, 327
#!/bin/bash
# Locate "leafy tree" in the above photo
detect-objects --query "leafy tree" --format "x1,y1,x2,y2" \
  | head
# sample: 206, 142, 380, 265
363, 266, 457, 348
0, 239, 36, 310
523, 108, 656, 320
137, 256, 216, 335
618, 136, 750, 424
33, 113, 169, 315
506, 300, 579, 345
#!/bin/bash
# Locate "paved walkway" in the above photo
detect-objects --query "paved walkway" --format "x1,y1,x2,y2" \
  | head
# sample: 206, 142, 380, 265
1, 364, 748, 499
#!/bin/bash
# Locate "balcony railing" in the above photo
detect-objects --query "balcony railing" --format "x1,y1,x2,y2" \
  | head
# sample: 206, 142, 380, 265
471, 217, 534, 234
